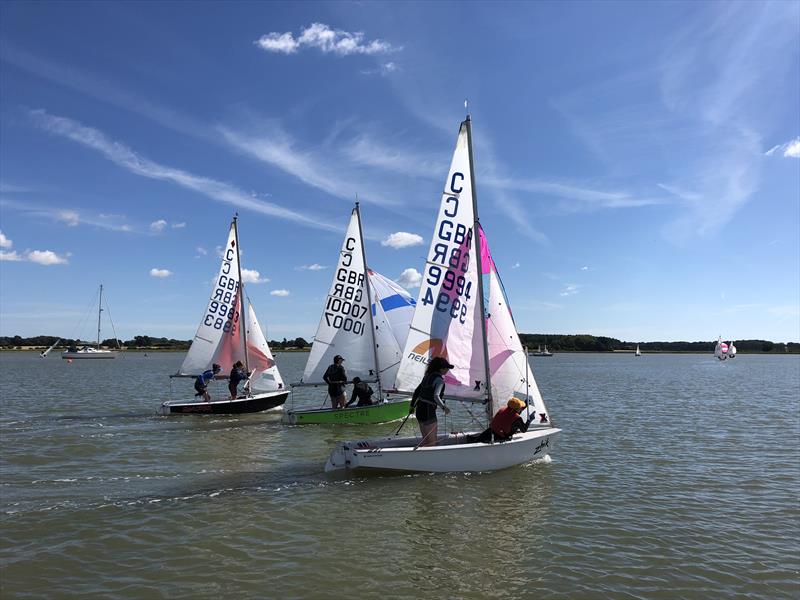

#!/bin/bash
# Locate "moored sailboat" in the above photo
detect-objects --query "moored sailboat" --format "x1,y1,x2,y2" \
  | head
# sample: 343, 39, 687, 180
61, 285, 120, 359
285, 204, 413, 424
326, 116, 560, 473
159, 216, 288, 415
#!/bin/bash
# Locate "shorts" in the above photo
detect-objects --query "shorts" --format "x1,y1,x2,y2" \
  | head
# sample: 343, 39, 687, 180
194, 380, 207, 396
415, 401, 437, 425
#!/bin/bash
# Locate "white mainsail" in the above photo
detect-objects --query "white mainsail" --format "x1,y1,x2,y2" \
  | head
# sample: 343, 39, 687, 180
728, 341, 737, 358
714, 336, 728, 360
41, 339, 61, 357
395, 122, 487, 401
302, 208, 376, 384
369, 269, 415, 388
178, 223, 241, 376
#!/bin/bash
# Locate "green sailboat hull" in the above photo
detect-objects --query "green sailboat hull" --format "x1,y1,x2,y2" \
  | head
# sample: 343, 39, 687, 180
285, 399, 412, 425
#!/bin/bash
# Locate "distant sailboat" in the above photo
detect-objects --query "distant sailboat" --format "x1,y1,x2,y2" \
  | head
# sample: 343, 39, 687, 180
635, 344, 641, 357
728, 341, 737, 358
531, 344, 553, 357
40, 339, 61, 358
61, 285, 120, 359
714, 336, 729, 361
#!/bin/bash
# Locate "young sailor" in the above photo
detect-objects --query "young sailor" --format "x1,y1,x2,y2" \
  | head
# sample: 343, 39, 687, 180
194, 363, 221, 402
468, 398, 535, 444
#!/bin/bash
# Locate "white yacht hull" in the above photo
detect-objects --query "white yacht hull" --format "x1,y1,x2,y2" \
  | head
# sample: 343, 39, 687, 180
325, 427, 560, 473
61, 350, 119, 359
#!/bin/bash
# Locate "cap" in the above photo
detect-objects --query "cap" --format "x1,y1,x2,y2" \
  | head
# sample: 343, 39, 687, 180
430, 356, 454, 370
507, 398, 526, 411
333, 355, 344, 361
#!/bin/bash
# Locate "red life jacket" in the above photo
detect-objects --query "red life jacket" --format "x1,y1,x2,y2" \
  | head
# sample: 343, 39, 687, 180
491, 407, 522, 438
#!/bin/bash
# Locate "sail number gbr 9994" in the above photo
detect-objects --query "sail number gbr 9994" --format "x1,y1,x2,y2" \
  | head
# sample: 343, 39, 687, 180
420, 172, 474, 324
204, 244, 239, 334
325, 236, 368, 336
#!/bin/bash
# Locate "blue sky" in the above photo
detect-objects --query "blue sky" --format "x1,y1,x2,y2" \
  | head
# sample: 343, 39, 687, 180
1, 1, 798, 343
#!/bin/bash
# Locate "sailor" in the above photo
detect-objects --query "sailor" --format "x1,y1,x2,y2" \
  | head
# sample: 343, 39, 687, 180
323, 355, 347, 409
346, 377, 374, 407
410, 356, 452, 446
194, 363, 221, 402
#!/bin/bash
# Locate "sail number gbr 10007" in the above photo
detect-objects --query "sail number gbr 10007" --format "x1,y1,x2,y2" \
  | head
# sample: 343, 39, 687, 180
324, 236, 369, 336
203, 246, 240, 333
420, 172, 474, 324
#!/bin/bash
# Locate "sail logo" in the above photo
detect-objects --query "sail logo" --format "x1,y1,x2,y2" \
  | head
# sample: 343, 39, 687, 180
407, 338, 448, 364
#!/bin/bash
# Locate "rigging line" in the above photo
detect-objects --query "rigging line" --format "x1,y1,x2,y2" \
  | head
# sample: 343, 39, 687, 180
103, 296, 121, 348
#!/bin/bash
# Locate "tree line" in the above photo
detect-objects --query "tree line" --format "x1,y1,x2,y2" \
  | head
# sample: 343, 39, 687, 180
1, 334, 797, 353
518, 334, 800, 354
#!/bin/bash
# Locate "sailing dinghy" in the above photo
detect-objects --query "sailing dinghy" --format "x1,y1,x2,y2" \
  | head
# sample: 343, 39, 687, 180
714, 336, 729, 361
635, 344, 641, 357
326, 116, 560, 473
285, 204, 414, 425
159, 216, 288, 415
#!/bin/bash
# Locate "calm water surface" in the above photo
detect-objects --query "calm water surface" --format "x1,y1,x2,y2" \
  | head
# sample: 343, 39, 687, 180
1, 352, 798, 598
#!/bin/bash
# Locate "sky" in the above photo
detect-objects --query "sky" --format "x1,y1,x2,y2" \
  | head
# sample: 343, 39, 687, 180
1, 0, 798, 344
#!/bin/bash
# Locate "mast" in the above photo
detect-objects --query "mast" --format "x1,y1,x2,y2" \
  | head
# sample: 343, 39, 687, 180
465, 115, 493, 418
233, 215, 250, 378
355, 201, 383, 399
97, 284, 103, 348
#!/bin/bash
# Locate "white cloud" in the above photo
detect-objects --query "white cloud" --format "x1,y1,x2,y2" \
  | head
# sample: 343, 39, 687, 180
766, 137, 800, 158
195, 246, 208, 256
58, 210, 81, 226
30, 110, 341, 234
580, 266, 589, 271
171, 222, 186, 229
241, 268, 269, 284
150, 268, 172, 278
270, 289, 290, 297
381, 232, 424, 249
255, 23, 399, 56
397, 268, 422, 289
560, 284, 582, 297
0, 250, 22, 261
27, 250, 68, 265
362, 62, 399, 76
298, 263, 327, 271
150, 219, 167, 232
512, 262, 520, 269
0, 231, 12, 249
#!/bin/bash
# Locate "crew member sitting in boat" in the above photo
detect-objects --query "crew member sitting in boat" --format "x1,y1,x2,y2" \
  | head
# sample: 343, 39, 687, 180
194, 363, 221, 402
346, 377, 374, 407
467, 398, 536, 444
228, 360, 249, 399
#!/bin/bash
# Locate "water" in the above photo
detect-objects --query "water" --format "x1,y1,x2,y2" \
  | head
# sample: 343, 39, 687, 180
1, 352, 798, 598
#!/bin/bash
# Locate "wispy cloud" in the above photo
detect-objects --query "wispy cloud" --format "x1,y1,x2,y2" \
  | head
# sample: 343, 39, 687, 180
381, 232, 424, 249
150, 219, 167, 232
149, 268, 172, 278
361, 62, 399, 77
270, 289, 290, 297
560, 284, 582, 297
171, 222, 187, 229
255, 23, 400, 56
512, 262, 520, 269
765, 137, 800, 158
241, 268, 269, 284
397, 268, 422, 289
29, 110, 342, 234
2, 199, 135, 232
297, 263, 327, 271
195, 246, 208, 257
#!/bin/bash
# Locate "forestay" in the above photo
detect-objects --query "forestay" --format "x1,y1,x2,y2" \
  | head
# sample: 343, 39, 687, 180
177, 223, 242, 376
302, 208, 375, 383
394, 122, 487, 401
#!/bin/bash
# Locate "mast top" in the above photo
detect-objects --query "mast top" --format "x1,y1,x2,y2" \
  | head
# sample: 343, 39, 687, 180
465, 98, 470, 120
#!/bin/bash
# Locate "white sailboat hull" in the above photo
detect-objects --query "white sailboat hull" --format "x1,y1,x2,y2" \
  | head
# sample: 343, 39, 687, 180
61, 349, 119, 359
325, 427, 560, 473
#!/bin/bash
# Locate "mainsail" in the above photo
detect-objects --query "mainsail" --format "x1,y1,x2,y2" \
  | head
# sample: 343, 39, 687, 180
243, 302, 283, 391
302, 207, 376, 384
178, 223, 242, 376
394, 121, 487, 401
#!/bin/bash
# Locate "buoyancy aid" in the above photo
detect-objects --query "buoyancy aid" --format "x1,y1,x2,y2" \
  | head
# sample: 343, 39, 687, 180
490, 407, 523, 438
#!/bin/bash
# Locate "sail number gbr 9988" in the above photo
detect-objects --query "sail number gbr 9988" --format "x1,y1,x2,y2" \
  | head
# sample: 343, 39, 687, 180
420, 172, 473, 324
324, 236, 368, 336
203, 246, 239, 333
